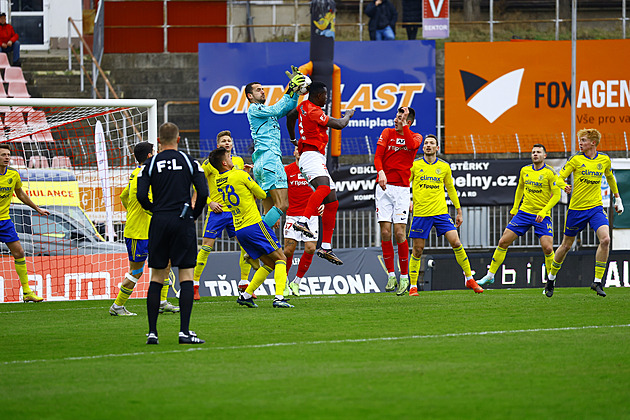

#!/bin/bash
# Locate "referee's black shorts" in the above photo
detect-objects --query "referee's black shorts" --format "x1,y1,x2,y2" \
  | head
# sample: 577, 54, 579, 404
148, 213, 197, 269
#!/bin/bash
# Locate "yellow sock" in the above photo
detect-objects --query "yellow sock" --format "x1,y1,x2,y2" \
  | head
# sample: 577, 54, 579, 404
594, 260, 607, 280
489, 246, 507, 274
193, 245, 213, 282
161, 277, 171, 302
550, 259, 563, 276
239, 248, 251, 282
274, 260, 287, 296
409, 255, 421, 287
453, 245, 472, 278
14, 257, 30, 294
246, 265, 273, 295
544, 251, 555, 275
114, 285, 135, 306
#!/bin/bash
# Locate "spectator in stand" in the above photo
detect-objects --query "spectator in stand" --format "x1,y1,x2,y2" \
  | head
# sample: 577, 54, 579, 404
402, 0, 422, 40
365, 0, 398, 41
0, 13, 20, 66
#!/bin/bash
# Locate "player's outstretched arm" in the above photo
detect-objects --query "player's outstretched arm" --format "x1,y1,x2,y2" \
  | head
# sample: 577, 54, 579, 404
286, 108, 299, 145
326, 108, 355, 130
15, 187, 49, 216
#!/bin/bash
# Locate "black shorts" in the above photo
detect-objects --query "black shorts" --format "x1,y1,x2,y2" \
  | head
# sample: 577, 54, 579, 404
148, 213, 197, 269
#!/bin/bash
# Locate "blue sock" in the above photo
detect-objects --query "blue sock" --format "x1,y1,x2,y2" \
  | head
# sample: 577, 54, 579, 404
263, 206, 284, 227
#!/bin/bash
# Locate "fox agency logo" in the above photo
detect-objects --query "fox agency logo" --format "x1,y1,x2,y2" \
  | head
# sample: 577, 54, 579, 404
460, 68, 525, 123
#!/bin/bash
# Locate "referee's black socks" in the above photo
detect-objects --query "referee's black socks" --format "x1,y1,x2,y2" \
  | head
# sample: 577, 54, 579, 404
147, 281, 163, 335
179, 281, 194, 335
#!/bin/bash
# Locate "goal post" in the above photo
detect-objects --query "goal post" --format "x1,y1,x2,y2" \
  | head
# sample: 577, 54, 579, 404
0, 98, 158, 303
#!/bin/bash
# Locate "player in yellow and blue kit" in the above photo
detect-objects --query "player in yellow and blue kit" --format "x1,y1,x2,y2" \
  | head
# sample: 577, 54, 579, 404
192, 130, 258, 300
478, 144, 570, 287
208, 146, 293, 308
0, 144, 50, 302
245, 66, 306, 229
546, 129, 623, 297
408, 135, 484, 295
109, 142, 179, 316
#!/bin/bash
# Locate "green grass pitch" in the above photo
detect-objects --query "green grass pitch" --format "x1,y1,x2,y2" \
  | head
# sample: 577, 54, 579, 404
1, 288, 630, 419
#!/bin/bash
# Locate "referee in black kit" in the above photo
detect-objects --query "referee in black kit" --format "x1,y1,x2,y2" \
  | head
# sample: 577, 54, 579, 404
137, 122, 208, 345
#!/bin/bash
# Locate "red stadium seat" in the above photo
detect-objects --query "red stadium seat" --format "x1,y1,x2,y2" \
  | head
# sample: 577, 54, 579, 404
8, 82, 30, 98
0, 82, 7, 99
28, 155, 50, 168
51, 156, 72, 168
4, 67, 26, 83
27, 109, 49, 131
9, 156, 26, 167
0, 52, 10, 70
31, 129, 55, 142
4, 109, 27, 130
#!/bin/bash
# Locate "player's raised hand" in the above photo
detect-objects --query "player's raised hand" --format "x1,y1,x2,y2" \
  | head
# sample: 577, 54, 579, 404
401, 107, 410, 125
243, 163, 254, 173
344, 109, 355, 119
37, 207, 50, 216
285, 65, 303, 80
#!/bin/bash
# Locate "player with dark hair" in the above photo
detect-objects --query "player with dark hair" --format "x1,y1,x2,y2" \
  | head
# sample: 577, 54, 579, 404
137, 123, 208, 344
109, 142, 179, 316
478, 144, 569, 288
408, 135, 484, 295
208, 147, 293, 308
0, 144, 49, 302
286, 81, 355, 265
374, 106, 422, 295
192, 130, 258, 300
546, 128, 623, 297
245, 66, 306, 230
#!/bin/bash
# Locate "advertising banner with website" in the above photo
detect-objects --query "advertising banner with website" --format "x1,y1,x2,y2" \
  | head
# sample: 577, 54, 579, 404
444, 39, 630, 153
199, 41, 436, 155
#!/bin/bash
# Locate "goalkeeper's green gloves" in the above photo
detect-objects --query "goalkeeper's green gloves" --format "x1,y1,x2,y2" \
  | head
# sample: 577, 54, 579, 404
285, 65, 303, 80
288, 74, 306, 98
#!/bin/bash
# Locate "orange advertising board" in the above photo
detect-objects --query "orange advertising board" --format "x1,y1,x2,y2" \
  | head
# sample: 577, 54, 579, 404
445, 39, 630, 153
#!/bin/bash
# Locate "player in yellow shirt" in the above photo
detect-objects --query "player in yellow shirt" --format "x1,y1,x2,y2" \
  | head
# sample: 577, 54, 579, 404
109, 142, 179, 315
208, 146, 293, 308
0, 144, 50, 302
546, 129, 623, 297
192, 130, 258, 300
408, 135, 483, 295
478, 144, 570, 286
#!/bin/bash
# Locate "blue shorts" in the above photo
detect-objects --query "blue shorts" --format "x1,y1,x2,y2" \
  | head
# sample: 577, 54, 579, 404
204, 211, 236, 239
125, 238, 149, 262
564, 206, 609, 237
236, 221, 280, 260
507, 210, 553, 238
409, 214, 456, 239
253, 151, 288, 192
0, 219, 19, 243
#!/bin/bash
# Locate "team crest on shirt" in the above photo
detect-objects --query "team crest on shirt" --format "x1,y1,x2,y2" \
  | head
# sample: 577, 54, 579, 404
7, 179, 11, 184
538, 175, 543, 181
435, 168, 441, 174
597, 163, 603, 170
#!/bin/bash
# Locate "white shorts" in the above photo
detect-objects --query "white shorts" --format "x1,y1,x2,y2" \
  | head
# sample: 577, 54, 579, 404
298, 151, 336, 190
284, 215, 319, 242
375, 184, 411, 224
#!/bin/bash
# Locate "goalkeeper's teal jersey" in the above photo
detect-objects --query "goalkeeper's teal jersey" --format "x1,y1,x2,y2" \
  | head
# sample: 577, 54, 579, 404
247, 93, 298, 162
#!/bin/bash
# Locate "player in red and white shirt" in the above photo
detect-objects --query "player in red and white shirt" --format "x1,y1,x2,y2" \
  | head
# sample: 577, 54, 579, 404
286, 81, 354, 265
374, 107, 423, 295
282, 148, 324, 296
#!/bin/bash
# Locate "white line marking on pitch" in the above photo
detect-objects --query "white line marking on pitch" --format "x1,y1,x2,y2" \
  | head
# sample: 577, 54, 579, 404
3, 323, 629, 366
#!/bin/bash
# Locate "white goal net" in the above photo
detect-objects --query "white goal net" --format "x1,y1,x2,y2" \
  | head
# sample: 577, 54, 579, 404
0, 98, 157, 303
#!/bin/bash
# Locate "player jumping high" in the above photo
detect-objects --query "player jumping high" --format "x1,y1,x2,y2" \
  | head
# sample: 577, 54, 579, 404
546, 129, 623, 297
286, 81, 355, 265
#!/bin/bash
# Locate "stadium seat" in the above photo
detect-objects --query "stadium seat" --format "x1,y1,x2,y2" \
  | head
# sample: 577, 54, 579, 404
4, 67, 26, 83
0, 82, 7, 99
31, 129, 55, 142
7, 82, 30, 98
9, 156, 26, 167
28, 155, 50, 168
4, 109, 27, 130
51, 156, 72, 168
0, 52, 10, 69
0, 105, 10, 113
27, 110, 49, 130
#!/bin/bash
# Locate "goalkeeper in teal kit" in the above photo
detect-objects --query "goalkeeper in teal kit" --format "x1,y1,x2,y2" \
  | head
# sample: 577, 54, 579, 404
245, 66, 308, 228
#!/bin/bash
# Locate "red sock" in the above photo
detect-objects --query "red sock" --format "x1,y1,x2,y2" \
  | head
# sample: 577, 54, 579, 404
322, 200, 338, 244
397, 240, 409, 275
296, 252, 314, 278
303, 185, 331, 218
381, 240, 395, 273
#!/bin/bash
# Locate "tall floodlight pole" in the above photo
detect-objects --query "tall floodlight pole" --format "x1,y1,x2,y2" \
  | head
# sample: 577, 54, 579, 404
570, 0, 577, 155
